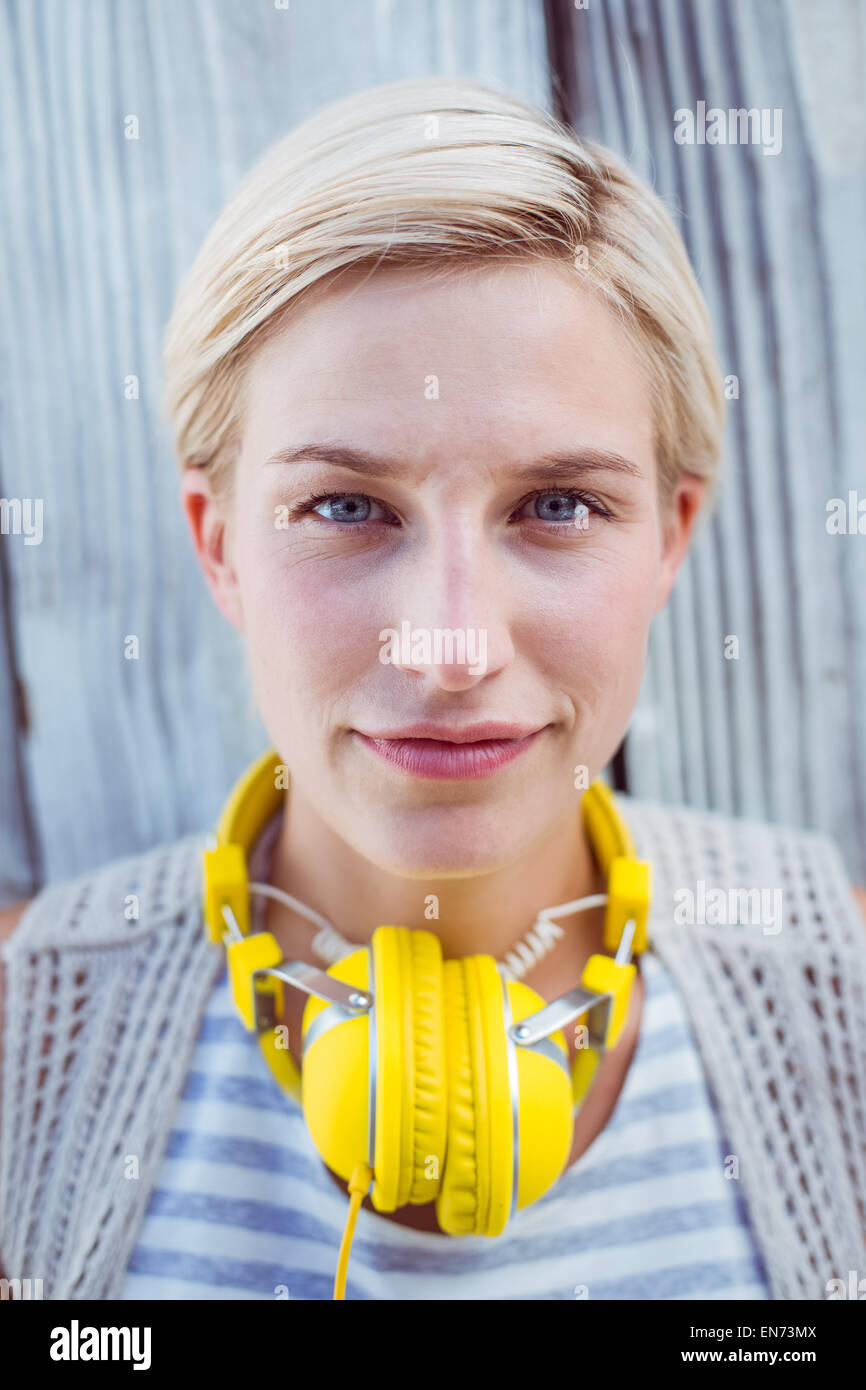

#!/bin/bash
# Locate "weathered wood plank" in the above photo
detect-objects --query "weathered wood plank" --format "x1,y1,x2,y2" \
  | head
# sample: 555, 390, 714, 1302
0, 0, 551, 888
0, 495, 40, 906
548, 0, 866, 881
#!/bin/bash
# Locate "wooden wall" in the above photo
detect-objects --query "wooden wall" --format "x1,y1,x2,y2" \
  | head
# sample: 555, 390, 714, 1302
0, 0, 862, 904
547, 0, 866, 881
0, 0, 551, 902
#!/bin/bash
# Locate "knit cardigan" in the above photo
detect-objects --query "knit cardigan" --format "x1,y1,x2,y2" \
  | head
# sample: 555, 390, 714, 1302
2, 793, 865, 1300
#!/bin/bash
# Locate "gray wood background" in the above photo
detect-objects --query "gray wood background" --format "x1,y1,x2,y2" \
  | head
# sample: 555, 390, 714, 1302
547, 0, 865, 882
0, 0, 863, 906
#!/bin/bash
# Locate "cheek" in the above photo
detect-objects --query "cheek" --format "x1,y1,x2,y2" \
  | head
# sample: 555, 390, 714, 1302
237, 535, 379, 705
522, 541, 658, 709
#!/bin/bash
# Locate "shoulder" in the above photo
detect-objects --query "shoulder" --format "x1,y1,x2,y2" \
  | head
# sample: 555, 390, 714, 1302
0, 900, 28, 942
0, 898, 30, 1044
615, 789, 837, 865
0, 834, 223, 1299
614, 790, 866, 942
0, 829, 207, 964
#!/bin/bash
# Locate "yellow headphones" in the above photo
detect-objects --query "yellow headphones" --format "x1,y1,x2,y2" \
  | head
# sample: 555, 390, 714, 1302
202, 748, 651, 1298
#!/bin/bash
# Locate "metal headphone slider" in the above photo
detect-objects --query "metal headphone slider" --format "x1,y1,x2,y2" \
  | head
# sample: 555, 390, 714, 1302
507, 917, 638, 1049
221, 902, 374, 1034
251, 958, 373, 1016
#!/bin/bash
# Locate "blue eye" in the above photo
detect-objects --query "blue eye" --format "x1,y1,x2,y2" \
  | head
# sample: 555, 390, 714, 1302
292, 487, 609, 531
310, 493, 387, 524
529, 492, 589, 523
517, 490, 606, 526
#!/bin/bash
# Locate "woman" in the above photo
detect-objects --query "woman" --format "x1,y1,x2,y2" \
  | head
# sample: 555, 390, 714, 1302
1, 76, 865, 1302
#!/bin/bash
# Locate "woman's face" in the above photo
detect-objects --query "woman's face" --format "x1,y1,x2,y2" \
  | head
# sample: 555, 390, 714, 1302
185, 259, 703, 875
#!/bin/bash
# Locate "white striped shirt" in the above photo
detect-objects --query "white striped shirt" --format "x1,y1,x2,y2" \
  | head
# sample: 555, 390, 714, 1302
119, 946, 770, 1300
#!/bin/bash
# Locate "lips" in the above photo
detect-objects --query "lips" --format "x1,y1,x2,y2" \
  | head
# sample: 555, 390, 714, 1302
353, 724, 546, 780
360, 721, 544, 743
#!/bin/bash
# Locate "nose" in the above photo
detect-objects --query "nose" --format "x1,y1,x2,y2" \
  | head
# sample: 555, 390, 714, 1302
382, 512, 515, 692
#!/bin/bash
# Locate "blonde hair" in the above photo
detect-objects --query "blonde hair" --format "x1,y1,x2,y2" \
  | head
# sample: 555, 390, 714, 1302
162, 76, 725, 508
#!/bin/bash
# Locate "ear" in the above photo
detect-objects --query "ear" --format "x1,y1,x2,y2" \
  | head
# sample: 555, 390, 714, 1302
653, 474, 708, 615
180, 466, 245, 632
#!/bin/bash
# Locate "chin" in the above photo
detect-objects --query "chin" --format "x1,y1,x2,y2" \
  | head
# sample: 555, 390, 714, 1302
346, 804, 538, 879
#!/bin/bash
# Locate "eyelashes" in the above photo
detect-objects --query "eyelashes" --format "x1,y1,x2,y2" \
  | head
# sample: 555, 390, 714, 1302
289, 487, 613, 533
520, 489, 611, 527
297, 491, 397, 529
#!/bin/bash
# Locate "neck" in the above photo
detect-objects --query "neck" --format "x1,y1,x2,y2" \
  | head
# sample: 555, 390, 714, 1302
261, 781, 609, 995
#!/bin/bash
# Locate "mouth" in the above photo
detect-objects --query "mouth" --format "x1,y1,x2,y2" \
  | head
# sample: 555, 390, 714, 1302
353, 722, 548, 780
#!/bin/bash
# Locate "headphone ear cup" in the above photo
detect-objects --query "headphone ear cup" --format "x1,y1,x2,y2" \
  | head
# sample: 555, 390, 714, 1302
436, 955, 514, 1237
369, 927, 448, 1213
505, 979, 574, 1209
301, 947, 372, 1184
300, 933, 573, 1235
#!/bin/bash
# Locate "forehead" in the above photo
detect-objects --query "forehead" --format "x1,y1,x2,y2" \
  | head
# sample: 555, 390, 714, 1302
240, 259, 656, 469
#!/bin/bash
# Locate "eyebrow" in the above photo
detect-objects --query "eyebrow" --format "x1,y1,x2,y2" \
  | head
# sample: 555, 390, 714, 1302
263, 442, 642, 481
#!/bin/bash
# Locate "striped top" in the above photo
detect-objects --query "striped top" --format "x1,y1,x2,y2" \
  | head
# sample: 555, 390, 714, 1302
118, 946, 770, 1301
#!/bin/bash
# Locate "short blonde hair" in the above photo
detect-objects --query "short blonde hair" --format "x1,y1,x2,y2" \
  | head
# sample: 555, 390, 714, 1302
162, 76, 725, 507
